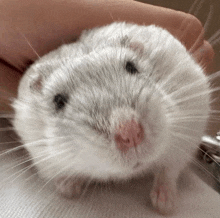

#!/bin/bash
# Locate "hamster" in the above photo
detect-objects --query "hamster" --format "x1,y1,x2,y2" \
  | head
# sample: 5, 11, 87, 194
12, 22, 210, 215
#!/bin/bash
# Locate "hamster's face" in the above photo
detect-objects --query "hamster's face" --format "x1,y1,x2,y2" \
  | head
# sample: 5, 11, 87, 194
25, 46, 169, 181
14, 24, 210, 182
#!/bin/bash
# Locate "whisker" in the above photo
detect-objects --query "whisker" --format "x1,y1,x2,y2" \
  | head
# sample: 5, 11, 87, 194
2, 149, 49, 175
169, 112, 210, 118
210, 95, 220, 104
168, 108, 212, 115
6, 146, 73, 186
169, 117, 210, 122
35, 162, 76, 196
168, 111, 220, 120
0, 127, 14, 132
208, 29, 220, 44
206, 120, 220, 124
169, 123, 204, 133
169, 117, 220, 125
208, 35, 220, 48
191, 0, 205, 16
169, 0, 202, 53
170, 131, 220, 168
160, 71, 220, 106
1, 135, 75, 177
188, 0, 202, 14
209, 109, 220, 114
1, 131, 100, 191
0, 141, 20, 146
170, 131, 199, 144
191, 157, 220, 183
159, 69, 214, 96
164, 78, 218, 102
34, 147, 87, 197
203, 3, 214, 33
172, 87, 219, 105
170, 134, 216, 179
108, 11, 114, 22
2, 162, 36, 185
0, 138, 51, 159
4, 154, 47, 184
0, 114, 14, 119
12, 101, 107, 145
207, 71, 220, 83
77, 177, 93, 200
17, 28, 41, 60
24, 140, 84, 185
186, 0, 215, 53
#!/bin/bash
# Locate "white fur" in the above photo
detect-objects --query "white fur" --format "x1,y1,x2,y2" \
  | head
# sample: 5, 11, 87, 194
13, 22, 210, 214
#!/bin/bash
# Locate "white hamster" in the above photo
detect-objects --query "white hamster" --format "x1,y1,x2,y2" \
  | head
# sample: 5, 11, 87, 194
13, 22, 210, 214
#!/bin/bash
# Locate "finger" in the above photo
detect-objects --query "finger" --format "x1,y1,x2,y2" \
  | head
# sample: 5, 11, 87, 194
0, 0, 213, 71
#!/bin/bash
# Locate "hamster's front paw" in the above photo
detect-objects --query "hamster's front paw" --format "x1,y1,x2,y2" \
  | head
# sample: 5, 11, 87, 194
150, 184, 177, 215
150, 169, 179, 215
55, 177, 85, 198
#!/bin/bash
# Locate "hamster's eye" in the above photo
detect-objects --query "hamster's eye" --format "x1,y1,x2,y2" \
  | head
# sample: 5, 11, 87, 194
53, 94, 68, 110
125, 61, 138, 74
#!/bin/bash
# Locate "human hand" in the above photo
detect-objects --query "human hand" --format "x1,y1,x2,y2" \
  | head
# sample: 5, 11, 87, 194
0, 0, 214, 112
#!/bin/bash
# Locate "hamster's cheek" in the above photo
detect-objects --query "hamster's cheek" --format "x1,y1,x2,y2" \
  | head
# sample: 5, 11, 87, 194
137, 97, 169, 160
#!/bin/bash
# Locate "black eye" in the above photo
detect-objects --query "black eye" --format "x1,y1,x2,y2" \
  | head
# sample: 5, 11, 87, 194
54, 94, 68, 110
125, 61, 138, 74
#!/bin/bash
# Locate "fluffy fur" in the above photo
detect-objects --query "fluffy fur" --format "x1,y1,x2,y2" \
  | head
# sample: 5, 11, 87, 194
13, 22, 210, 214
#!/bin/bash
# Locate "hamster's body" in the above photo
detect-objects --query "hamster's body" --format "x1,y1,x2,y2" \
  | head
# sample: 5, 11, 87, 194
13, 22, 210, 214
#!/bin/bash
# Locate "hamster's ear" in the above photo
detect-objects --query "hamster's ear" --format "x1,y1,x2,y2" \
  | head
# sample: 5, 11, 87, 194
121, 36, 144, 55
129, 42, 144, 55
30, 74, 43, 93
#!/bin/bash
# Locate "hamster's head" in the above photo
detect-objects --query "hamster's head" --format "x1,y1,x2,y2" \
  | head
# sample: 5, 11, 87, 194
13, 24, 210, 182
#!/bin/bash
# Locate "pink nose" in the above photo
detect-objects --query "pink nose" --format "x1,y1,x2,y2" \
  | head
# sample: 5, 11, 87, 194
114, 120, 144, 153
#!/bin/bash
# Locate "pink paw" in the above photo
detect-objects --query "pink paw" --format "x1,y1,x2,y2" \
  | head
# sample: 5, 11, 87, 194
150, 185, 177, 215
55, 177, 84, 199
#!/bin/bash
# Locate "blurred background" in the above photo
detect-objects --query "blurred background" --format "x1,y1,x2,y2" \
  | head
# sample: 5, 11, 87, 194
138, 0, 220, 71
139, 0, 220, 136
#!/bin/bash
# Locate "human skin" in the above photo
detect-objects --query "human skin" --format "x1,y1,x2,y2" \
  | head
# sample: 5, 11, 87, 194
0, 0, 214, 111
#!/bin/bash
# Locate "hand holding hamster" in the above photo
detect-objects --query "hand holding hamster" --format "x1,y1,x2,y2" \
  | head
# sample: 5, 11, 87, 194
0, 0, 213, 112
13, 21, 212, 215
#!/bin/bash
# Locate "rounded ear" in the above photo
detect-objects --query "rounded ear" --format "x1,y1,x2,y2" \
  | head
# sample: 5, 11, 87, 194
30, 74, 43, 93
121, 36, 144, 55
129, 41, 144, 55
